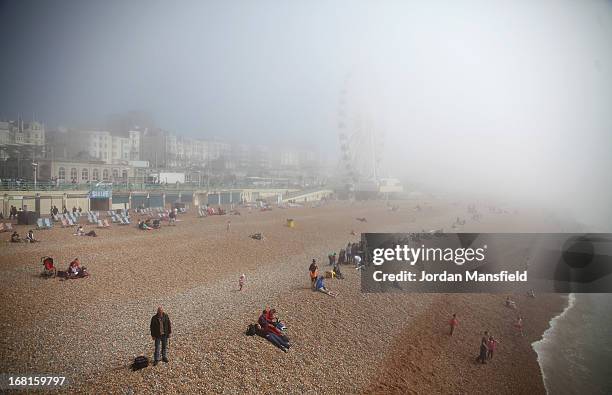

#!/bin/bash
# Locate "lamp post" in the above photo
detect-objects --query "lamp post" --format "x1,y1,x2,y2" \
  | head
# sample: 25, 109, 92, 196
32, 162, 38, 191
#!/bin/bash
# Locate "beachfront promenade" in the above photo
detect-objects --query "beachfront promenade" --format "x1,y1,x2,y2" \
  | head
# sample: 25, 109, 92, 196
0, 182, 333, 217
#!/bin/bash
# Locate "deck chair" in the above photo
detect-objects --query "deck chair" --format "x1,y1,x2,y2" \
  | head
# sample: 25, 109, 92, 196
5, 223, 13, 231
61, 218, 70, 227
44, 218, 53, 229
102, 219, 110, 228
0, 223, 5, 232
122, 217, 131, 225
97, 220, 105, 228
37, 218, 46, 229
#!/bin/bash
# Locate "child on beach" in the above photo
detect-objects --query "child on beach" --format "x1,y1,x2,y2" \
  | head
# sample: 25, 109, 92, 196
487, 336, 498, 359
449, 313, 458, 336
239, 274, 246, 291
514, 316, 524, 336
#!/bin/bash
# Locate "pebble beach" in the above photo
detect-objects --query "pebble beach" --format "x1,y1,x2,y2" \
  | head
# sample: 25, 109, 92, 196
0, 199, 566, 394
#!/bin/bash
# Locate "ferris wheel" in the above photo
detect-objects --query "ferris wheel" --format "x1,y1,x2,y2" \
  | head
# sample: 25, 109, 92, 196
337, 77, 385, 191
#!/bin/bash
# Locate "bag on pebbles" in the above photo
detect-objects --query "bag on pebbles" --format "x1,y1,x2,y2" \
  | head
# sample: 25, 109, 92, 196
132, 355, 149, 371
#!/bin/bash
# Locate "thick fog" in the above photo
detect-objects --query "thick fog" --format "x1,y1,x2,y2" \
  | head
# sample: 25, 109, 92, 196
1, 0, 610, 228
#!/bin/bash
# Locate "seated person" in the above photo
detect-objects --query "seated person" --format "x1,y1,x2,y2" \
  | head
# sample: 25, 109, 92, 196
74, 225, 85, 236
264, 308, 287, 333
10, 231, 21, 243
138, 220, 151, 230
332, 263, 344, 279
254, 324, 290, 352
258, 309, 285, 338
67, 258, 89, 278
25, 230, 38, 243
42, 257, 56, 277
152, 219, 161, 229
315, 276, 338, 297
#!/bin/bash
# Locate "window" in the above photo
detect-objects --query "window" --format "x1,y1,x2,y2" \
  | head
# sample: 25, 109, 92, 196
122, 170, 128, 179
81, 168, 89, 181
58, 167, 65, 180
112, 169, 119, 179
93, 168, 99, 180
102, 169, 109, 180
70, 168, 77, 181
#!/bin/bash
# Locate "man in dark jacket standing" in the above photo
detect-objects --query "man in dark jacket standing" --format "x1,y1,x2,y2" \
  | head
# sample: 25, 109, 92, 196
150, 306, 172, 365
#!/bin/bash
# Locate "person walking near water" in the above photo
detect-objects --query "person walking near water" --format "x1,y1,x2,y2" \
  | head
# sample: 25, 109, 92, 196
150, 306, 172, 365
239, 273, 246, 291
487, 336, 498, 359
478, 331, 489, 364
514, 316, 524, 336
449, 313, 458, 336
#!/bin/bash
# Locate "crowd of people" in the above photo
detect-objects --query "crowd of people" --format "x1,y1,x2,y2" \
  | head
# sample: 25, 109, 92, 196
50, 205, 83, 216
305, 240, 365, 297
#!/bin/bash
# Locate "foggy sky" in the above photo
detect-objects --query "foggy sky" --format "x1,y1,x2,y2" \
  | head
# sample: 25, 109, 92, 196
1, 0, 611, 228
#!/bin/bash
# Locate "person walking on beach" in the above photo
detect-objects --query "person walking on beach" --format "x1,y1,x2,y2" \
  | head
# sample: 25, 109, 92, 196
514, 316, 524, 336
449, 313, 458, 336
487, 336, 498, 359
227, 219, 231, 232
346, 243, 353, 264
478, 331, 489, 364
150, 306, 172, 365
309, 259, 319, 289
331, 252, 337, 267
239, 273, 246, 291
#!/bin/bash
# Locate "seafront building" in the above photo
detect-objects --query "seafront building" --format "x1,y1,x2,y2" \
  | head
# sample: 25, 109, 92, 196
0, 118, 326, 189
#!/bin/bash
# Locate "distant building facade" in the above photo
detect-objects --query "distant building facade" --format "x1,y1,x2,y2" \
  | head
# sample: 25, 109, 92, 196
0, 119, 46, 180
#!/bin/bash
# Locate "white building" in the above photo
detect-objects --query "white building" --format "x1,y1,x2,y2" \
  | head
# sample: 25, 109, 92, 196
128, 130, 141, 160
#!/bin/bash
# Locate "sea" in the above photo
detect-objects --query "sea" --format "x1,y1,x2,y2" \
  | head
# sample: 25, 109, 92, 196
532, 293, 612, 394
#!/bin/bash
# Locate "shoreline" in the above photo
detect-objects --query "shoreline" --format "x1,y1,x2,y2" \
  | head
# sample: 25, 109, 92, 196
531, 293, 574, 395
364, 292, 567, 394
